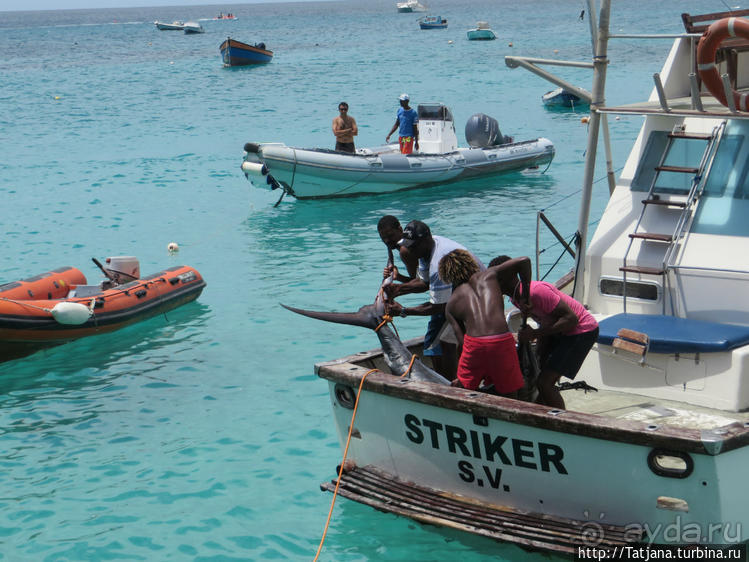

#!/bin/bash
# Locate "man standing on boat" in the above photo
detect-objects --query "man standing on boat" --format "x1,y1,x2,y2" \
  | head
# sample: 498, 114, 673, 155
491, 255, 599, 409
332, 101, 358, 153
385, 221, 484, 379
438, 251, 530, 396
377, 215, 417, 281
386, 94, 419, 154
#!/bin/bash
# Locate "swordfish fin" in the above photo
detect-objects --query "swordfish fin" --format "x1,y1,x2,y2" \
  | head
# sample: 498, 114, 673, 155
281, 303, 380, 330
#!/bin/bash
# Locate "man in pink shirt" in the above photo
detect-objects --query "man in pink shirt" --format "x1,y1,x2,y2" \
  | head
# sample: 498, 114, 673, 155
490, 255, 599, 410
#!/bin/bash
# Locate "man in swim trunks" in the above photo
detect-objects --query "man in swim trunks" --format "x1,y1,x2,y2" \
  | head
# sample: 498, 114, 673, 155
439, 250, 532, 396
491, 255, 599, 409
332, 101, 358, 153
385, 94, 419, 154
385, 221, 484, 379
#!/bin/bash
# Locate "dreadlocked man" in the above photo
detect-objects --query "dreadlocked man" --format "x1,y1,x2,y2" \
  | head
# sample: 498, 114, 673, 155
438, 251, 532, 397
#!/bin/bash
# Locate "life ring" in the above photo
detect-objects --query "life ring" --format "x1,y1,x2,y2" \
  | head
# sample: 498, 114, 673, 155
696, 17, 749, 111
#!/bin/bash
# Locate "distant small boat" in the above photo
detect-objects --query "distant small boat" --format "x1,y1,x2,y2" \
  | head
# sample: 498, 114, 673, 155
467, 21, 496, 40
419, 15, 447, 29
220, 38, 273, 66
214, 13, 237, 20
154, 20, 185, 31
183, 21, 205, 34
542, 87, 588, 108
396, 0, 427, 13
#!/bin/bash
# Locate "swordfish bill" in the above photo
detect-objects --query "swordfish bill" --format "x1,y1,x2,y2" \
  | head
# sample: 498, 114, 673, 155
281, 303, 450, 386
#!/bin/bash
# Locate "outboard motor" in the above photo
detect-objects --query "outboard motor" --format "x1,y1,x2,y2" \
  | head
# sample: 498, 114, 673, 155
465, 113, 512, 147
104, 256, 140, 284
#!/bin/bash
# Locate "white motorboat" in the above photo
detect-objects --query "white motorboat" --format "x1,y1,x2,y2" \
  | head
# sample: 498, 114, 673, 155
296, 5, 749, 556
183, 21, 204, 34
241, 104, 554, 199
466, 21, 496, 41
396, 0, 427, 13
154, 20, 185, 31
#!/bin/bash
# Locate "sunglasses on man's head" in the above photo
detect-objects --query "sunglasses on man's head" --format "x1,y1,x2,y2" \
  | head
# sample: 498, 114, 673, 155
339, 106, 348, 110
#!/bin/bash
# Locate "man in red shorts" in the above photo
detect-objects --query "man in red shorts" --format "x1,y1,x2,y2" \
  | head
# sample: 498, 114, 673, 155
438, 250, 532, 397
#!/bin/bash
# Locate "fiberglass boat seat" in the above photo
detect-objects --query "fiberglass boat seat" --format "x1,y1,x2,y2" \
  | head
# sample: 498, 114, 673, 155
598, 313, 749, 354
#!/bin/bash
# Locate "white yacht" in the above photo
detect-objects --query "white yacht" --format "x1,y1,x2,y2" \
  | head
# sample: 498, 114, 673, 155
299, 4, 749, 555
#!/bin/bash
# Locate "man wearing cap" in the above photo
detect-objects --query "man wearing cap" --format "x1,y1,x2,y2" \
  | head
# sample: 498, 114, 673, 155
385, 220, 485, 378
386, 94, 419, 154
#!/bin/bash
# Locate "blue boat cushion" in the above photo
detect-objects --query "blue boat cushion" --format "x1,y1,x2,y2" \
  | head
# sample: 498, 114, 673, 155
597, 313, 749, 354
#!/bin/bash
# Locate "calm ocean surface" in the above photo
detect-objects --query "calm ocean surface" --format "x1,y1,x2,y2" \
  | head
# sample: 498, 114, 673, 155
0, 0, 724, 559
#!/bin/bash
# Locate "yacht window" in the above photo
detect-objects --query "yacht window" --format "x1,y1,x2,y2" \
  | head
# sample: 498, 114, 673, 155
691, 121, 749, 236
600, 278, 659, 301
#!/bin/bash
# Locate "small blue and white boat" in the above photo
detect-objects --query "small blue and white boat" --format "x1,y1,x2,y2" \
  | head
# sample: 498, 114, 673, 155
419, 15, 447, 29
220, 38, 273, 66
542, 87, 588, 108
466, 21, 496, 40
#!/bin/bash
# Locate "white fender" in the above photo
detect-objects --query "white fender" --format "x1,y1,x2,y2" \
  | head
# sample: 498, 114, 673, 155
50, 302, 93, 325
241, 162, 268, 176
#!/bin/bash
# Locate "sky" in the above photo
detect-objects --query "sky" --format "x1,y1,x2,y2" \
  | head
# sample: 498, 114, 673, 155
0, 0, 289, 12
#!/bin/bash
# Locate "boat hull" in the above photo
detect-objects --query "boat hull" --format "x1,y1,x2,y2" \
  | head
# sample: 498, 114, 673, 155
315, 341, 749, 551
0, 265, 206, 361
220, 39, 273, 66
242, 140, 555, 198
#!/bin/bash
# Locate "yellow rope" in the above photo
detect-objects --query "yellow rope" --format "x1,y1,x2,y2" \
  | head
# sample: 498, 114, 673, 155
313, 367, 379, 562
313, 317, 418, 560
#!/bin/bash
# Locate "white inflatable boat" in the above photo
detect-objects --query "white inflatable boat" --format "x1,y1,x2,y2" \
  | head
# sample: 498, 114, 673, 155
241, 104, 555, 199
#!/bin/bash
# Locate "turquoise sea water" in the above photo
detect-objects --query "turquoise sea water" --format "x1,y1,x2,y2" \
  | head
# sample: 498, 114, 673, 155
0, 0, 724, 559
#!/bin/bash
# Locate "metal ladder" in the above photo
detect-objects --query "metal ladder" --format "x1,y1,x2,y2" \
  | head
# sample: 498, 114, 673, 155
620, 122, 725, 313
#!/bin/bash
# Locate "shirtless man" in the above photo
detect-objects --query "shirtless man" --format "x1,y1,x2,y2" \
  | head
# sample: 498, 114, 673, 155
438, 250, 532, 396
332, 101, 358, 153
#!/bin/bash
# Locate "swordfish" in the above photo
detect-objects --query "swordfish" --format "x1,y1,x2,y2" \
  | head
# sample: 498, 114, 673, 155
282, 250, 450, 385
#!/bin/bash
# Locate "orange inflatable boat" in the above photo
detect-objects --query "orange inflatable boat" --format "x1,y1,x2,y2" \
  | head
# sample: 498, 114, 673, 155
0, 256, 206, 361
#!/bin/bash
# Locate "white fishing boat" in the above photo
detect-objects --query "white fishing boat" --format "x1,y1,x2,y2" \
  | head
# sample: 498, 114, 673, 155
396, 0, 427, 13
241, 104, 554, 199
154, 20, 185, 31
183, 21, 204, 34
299, 4, 749, 555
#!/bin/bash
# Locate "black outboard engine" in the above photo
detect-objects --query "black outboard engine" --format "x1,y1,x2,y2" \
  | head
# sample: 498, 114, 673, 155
465, 113, 512, 147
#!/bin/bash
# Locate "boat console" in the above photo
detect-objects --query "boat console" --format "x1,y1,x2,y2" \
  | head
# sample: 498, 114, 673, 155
417, 104, 458, 154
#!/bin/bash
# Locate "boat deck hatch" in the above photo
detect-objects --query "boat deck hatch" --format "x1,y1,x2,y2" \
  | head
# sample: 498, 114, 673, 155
321, 464, 643, 554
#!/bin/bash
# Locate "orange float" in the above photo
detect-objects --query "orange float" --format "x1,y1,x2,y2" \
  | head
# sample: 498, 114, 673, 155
0, 258, 206, 362
696, 16, 749, 110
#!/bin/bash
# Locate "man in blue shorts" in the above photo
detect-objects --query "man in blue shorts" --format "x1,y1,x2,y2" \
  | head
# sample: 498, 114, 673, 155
385, 220, 485, 379
386, 94, 419, 154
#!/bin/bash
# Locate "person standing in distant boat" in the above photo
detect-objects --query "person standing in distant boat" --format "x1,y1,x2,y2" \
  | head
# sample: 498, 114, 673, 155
438, 250, 531, 397
386, 93, 419, 154
332, 101, 358, 153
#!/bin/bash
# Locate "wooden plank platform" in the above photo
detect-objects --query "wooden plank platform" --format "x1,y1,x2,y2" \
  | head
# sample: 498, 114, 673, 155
321, 465, 643, 555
